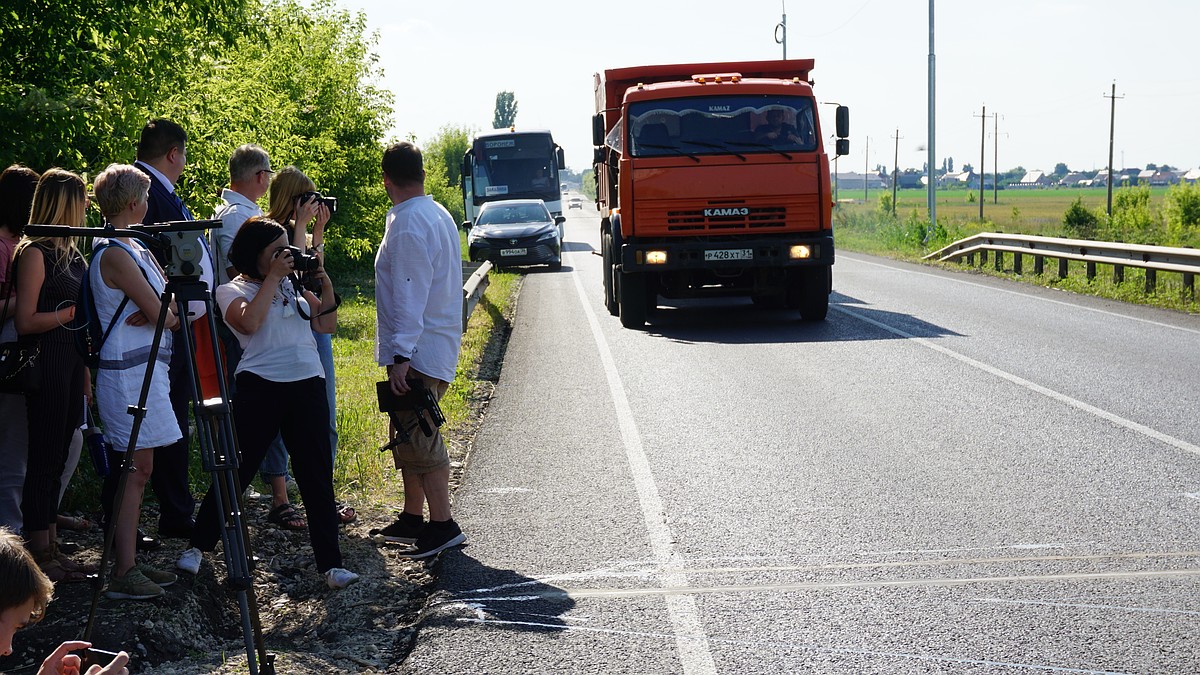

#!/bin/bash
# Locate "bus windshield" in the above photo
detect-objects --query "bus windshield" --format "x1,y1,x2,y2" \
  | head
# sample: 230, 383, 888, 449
470, 134, 559, 201
627, 95, 817, 158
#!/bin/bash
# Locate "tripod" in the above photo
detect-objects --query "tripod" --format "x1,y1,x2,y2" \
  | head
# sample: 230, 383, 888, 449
26, 223, 273, 674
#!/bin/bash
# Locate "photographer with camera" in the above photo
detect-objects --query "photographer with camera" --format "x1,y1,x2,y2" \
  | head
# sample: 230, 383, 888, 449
371, 142, 465, 559
259, 166, 351, 527
90, 164, 183, 600
177, 217, 357, 589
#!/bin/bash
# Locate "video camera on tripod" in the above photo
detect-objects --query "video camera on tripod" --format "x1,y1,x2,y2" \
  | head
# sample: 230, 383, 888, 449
377, 378, 446, 448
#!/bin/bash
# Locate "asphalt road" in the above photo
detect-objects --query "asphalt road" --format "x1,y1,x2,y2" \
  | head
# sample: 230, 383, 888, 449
401, 203, 1200, 674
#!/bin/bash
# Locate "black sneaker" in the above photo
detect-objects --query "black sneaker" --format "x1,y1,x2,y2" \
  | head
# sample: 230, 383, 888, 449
370, 512, 424, 544
396, 519, 465, 559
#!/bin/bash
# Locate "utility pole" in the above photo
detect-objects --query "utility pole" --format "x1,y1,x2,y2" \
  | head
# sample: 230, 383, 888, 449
1105, 81, 1123, 217
891, 128, 903, 216
974, 105, 990, 222
927, 0, 936, 236
864, 136, 870, 204
993, 113, 1000, 204
774, 1, 787, 59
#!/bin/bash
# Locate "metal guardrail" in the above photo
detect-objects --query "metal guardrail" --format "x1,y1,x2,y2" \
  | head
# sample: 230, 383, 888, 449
461, 261, 493, 332
924, 232, 1198, 298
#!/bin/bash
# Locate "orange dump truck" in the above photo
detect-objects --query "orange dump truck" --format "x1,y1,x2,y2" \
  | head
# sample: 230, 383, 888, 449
591, 59, 849, 327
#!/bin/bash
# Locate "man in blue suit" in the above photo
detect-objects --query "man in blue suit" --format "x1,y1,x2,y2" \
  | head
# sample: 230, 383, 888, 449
133, 119, 214, 543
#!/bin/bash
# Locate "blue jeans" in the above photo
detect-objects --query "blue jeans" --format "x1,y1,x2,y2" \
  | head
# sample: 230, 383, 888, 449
258, 330, 337, 481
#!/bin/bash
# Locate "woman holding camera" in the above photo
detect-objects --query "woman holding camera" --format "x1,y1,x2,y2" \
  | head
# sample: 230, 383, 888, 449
11, 169, 92, 582
259, 166, 352, 526
178, 217, 356, 588
91, 164, 182, 600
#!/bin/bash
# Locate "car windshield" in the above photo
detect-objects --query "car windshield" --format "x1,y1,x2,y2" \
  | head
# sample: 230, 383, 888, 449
477, 203, 550, 226
627, 95, 817, 158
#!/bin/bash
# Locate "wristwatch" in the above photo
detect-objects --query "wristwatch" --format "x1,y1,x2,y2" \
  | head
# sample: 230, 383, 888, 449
392, 355, 410, 365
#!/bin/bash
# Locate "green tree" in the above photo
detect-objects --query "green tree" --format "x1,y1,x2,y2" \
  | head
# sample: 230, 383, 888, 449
1053, 162, 1069, 177
1105, 186, 1161, 244
493, 91, 518, 129
1162, 181, 1200, 246
582, 170, 597, 200
424, 125, 473, 189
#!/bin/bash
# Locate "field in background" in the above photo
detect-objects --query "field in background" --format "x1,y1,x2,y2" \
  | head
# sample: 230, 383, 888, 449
837, 186, 1173, 236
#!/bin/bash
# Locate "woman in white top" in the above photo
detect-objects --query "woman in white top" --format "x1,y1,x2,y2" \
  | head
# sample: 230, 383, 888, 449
179, 216, 356, 589
91, 164, 183, 600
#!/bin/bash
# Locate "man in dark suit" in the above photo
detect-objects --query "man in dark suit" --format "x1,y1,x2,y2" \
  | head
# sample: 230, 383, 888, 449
133, 118, 214, 542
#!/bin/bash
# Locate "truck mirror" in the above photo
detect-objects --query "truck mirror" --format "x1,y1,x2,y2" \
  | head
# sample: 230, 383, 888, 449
461, 150, 471, 178
836, 139, 850, 157
592, 113, 606, 146
593, 147, 606, 165
836, 106, 850, 138
556, 146, 565, 170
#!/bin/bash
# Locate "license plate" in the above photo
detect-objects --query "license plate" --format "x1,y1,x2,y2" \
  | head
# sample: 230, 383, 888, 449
704, 248, 753, 261
500, 248, 527, 257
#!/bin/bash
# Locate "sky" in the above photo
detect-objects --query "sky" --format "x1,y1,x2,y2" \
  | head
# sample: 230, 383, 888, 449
334, 0, 1200, 177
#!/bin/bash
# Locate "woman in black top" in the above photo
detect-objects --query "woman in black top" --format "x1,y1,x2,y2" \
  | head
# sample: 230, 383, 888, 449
12, 169, 92, 582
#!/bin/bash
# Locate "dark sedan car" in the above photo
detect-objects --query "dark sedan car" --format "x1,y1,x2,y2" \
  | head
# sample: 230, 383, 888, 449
467, 199, 565, 271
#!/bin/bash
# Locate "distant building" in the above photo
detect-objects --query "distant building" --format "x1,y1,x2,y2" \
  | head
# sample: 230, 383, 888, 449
1010, 170, 1053, 189
1059, 171, 1093, 187
1182, 168, 1200, 183
834, 171, 886, 191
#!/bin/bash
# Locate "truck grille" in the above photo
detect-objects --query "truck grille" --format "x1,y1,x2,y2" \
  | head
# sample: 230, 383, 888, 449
665, 206, 787, 232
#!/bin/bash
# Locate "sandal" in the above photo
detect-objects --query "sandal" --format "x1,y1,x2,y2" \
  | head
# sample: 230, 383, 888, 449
35, 550, 90, 583
335, 502, 357, 525
57, 514, 93, 531
52, 542, 98, 574
266, 503, 307, 531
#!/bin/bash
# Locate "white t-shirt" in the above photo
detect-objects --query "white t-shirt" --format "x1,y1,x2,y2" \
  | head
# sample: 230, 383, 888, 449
215, 276, 323, 383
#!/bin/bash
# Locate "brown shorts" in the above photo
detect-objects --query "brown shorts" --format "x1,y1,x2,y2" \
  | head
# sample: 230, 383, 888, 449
389, 370, 450, 474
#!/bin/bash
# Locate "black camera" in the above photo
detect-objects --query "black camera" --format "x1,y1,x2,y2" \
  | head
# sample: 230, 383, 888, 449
298, 191, 337, 213
376, 379, 446, 447
285, 245, 321, 273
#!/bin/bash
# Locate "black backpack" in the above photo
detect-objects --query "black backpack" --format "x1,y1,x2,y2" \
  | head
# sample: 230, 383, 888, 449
72, 241, 146, 368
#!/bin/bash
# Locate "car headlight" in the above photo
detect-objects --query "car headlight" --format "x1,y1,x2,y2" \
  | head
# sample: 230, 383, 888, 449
536, 227, 559, 242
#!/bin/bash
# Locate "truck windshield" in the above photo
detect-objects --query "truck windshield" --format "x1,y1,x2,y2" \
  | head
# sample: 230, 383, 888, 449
471, 133, 559, 202
627, 95, 817, 158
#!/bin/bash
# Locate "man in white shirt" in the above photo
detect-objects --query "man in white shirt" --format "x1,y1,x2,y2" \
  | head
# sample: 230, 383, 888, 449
212, 145, 273, 286
372, 142, 465, 559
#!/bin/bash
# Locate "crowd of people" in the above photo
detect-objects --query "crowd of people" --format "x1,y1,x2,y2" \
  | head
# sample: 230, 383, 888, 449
0, 119, 468, 663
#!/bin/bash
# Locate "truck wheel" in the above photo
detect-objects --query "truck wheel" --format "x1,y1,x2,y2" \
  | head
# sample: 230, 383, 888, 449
602, 232, 618, 315
791, 267, 830, 321
618, 270, 647, 328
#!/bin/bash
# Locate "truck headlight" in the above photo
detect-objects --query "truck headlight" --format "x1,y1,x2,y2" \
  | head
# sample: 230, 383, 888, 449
644, 250, 668, 265
789, 245, 812, 259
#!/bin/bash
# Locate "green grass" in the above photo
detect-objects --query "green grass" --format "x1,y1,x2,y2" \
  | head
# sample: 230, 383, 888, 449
832, 193, 1199, 315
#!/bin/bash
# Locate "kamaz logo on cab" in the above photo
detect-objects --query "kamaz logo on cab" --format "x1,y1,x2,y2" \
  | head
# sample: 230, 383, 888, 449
704, 207, 750, 217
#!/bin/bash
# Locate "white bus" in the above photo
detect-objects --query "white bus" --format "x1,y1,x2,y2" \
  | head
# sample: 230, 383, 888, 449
461, 129, 565, 227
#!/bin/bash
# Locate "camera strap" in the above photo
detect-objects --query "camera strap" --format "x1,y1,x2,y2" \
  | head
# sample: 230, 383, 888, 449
295, 289, 341, 321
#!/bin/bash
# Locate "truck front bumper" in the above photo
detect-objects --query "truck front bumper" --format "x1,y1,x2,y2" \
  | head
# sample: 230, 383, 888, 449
619, 233, 834, 272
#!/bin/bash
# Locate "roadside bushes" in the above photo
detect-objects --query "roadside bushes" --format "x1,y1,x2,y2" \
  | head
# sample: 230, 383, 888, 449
1059, 184, 1200, 248
1062, 197, 1099, 238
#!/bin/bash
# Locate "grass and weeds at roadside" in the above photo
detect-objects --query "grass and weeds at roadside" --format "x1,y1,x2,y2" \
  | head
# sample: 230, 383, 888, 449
834, 188, 1199, 315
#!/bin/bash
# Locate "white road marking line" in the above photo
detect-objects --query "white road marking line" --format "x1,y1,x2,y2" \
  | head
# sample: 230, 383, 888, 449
553, 568, 1200, 600
840, 252, 1200, 336
832, 304, 1200, 458
568, 260, 718, 675
977, 597, 1200, 617
450, 607, 1129, 674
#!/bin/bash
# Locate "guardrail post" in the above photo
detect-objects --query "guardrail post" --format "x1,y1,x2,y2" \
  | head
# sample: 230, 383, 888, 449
1013, 253, 1022, 275
994, 251, 1003, 272
1058, 258, 1068, 278
1145, 269, 1157, 294
1113, 264, 1124, 284
1086, 261, 1096, 280
978, 250, 987, 267
1185, 272, 1195, 300
1034, 255, 1044, 275
966, 252, 974, 265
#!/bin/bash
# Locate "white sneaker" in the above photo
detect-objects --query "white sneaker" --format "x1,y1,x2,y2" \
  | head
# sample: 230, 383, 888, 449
177, 547, 203, 575
324, 567, 359, 589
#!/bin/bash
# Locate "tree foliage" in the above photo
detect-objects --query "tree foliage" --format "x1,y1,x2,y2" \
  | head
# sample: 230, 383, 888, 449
424, 125, 472, 189
493, 91, 518, 129
1162, 181, 1200, 247
0, 0, 392, 275
1062, 197, 1099, 239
